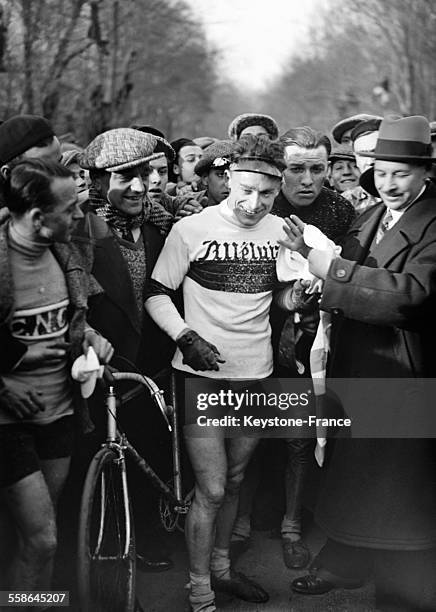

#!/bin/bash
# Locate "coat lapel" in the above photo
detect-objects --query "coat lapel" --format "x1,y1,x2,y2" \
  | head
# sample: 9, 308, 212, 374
93, 234, 141, 332
341, 204, 385, 264
368, 184, 436, 268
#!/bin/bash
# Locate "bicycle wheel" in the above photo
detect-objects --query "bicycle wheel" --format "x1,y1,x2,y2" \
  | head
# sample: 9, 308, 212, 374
77, 447, 136, 612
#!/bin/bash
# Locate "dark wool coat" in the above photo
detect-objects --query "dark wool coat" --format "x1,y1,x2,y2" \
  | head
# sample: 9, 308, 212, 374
315, 183, 436, 550
73, 212, 174, 376
0, 208, 98, 432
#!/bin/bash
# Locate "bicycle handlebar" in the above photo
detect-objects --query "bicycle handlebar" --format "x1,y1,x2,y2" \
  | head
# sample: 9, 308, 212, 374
104, 367, 172, 431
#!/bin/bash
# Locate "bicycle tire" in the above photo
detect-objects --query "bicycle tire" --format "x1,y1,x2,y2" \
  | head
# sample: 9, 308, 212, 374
77, 447, 136, 612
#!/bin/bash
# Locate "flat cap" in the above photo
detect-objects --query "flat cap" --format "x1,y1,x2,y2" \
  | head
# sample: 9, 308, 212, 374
152, 135, 176, 163
194, 140, 235, 176
0, 114, 54, 165
329, 144, 356, 163
193, 136, 219, 149
350, 118, 382, 143
228, 113, 279, 141
80, 128, 163, 172
130, 124, 165, 139
332, 113, 382, 144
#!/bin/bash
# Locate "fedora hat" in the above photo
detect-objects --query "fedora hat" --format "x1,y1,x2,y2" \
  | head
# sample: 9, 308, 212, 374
358, 115, 434, 162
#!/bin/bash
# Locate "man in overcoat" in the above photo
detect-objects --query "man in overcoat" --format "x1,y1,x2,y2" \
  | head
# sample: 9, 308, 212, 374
286, 116, 436, 611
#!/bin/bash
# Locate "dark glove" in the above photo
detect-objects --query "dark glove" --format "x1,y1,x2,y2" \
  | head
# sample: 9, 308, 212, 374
176, 330, 225, 371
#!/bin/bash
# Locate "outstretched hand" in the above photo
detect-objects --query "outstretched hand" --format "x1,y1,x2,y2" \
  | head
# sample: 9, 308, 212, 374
278, 215, 311, 258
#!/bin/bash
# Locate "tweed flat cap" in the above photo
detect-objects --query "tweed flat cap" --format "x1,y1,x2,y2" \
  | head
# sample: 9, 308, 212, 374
194, 140, 235, 176
332, 114, 382, 144
228, 113, 279, 141
0, 114, 54, 165
80, 128, 163, 172
130, 124, 165, 139
329, 144, 356, 163
152, 135, 176, 163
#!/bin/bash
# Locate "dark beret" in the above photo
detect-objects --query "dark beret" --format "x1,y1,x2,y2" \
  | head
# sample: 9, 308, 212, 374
0, 114, 54, 165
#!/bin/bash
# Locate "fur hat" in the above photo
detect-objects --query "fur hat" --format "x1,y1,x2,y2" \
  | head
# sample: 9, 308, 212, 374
194, 140, 235, 176
332, 113, 382, 144
228, 113, 279, 141
0, 114, 54, 165
80, 128, 163, 172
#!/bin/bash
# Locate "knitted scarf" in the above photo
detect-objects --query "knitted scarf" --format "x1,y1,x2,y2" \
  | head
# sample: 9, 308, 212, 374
88, 184, 173, 237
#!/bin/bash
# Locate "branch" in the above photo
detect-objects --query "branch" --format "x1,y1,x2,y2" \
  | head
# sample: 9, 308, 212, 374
41, 0, 87, 91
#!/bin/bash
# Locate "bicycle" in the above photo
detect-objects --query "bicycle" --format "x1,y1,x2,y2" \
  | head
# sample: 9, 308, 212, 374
76, 367, 192, 612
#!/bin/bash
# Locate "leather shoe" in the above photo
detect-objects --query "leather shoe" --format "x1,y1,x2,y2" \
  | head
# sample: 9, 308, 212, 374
211, 571, 269, 603
291, 568, 364, 595
136, 552, 173, 573
282, 537, 310, 569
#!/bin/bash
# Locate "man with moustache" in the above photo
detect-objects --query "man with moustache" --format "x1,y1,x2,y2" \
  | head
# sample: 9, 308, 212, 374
288, 116, 436, 612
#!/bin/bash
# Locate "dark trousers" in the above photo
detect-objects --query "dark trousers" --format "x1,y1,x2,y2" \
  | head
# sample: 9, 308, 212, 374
315, 538, 436, 611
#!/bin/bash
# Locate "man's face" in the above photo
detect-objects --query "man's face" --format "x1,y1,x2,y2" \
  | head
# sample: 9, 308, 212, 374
174, 145, 202, 184
227, 170, 281, 227
239, 125, 269, 139
42, 177, 83, 242
147, 157, 168, 202
101, 165, 148, 216
23, 136, 62, 163
373, 160, 428, 211
329, 159, 360, 192
205, 166, 230, 205
67, 161, 89, 195
340, 129, 353, 145
282, 145, 328, 207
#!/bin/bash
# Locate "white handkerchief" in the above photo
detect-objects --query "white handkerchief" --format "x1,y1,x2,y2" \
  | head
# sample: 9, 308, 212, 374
276, 223, 342, 282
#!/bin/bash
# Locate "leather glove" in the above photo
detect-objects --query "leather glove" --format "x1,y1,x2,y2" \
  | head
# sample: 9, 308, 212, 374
176, 330, 225, 371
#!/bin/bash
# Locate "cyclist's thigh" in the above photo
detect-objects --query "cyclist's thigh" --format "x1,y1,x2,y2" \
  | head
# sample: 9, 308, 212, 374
184, 435, 228, 494
227, 436, 260, 476
2, 471, 55, 542
0, 423, 57, 539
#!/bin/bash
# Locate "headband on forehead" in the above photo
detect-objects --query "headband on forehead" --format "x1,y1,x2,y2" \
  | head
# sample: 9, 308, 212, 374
231, 156, 283, 179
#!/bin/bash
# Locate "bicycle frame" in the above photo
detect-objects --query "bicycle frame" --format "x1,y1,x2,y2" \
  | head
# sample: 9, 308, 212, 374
103, 370, 190, 514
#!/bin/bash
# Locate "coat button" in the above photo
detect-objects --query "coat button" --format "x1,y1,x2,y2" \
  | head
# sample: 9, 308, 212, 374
336, 269, 346, 278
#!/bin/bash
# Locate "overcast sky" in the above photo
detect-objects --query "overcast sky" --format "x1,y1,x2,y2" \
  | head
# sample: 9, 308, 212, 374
185, 0, 322, 91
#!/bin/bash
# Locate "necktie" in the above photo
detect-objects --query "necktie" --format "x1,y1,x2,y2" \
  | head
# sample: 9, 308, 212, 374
375, 208, 393, 244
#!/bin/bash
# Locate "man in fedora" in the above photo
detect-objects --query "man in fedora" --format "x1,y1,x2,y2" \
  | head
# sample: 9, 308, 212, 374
285, 116, 436, 611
